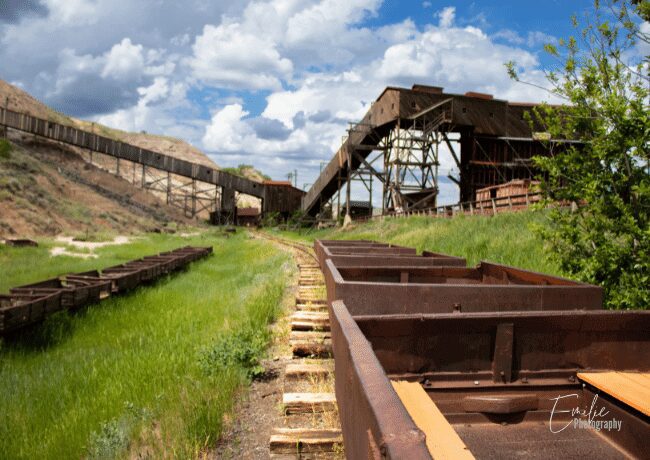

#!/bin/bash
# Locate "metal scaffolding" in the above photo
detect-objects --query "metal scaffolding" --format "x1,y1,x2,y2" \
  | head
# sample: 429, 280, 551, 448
332, 98, 454, 216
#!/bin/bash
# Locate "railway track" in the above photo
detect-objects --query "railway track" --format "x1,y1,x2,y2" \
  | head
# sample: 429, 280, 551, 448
255, 231, 344, 459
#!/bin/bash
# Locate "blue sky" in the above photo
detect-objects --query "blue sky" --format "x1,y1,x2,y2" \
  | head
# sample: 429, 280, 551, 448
0, 0, 624, 203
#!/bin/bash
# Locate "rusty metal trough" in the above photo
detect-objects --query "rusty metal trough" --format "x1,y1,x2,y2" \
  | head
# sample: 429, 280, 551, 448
331, 300, 650, 459
324, 260, 603, 315
316, 239, 646, 459
1, 246, 212, 335
0, 292, 63, 334
314, 240, 462, 270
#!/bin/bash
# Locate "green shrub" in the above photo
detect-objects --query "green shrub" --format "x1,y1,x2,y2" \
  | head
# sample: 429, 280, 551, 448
0, 139, 11, 159
199, 326, 269, 380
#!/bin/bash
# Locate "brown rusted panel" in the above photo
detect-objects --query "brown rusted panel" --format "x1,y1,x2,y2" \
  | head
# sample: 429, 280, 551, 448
356, 310, 650, 377
330, 300, 432, 460
331, 254, 466, 269
323, 260, 603, 315
492, 323, 514, 383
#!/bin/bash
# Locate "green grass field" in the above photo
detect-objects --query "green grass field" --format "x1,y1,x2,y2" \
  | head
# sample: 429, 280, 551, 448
0, 230, 292, 459
270, 210, 563, 276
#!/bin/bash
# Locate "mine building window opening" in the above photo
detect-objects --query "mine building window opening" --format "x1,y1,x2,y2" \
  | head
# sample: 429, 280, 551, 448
391, 103, 395, 109
489, 112, 494, 118
411, 101, 417, 109
462, 107, 467, 113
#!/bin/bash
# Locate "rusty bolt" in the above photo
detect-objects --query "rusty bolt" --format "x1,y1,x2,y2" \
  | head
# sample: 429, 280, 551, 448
569, 375, 575, 382
522, 377, 528, 384
474, 380, 479, 385
453, 302, 461, 312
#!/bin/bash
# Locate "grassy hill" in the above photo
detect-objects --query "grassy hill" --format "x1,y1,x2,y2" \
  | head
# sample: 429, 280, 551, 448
271, 210, 563, 277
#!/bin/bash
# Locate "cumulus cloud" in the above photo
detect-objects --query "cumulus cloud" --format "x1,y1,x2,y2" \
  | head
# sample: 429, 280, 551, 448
203, 11, 559, 191
37, 37, 177, 117
101, 38, 145, 81
1, 0, 567, 200
190, 22, 293, 91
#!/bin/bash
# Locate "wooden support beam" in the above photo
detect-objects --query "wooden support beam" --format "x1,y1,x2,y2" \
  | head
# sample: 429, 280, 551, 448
442, 132, 461, 169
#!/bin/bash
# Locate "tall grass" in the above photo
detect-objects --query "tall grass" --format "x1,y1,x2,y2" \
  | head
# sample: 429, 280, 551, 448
0, 231, 292, 459
271, 210, 563, 276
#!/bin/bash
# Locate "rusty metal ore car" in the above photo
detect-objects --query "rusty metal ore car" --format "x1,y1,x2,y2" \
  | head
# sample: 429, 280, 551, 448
316, 239, 647, 459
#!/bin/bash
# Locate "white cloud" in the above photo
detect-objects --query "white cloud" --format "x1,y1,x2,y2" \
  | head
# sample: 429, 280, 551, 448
437, 6, 455, 29
205, 14, 560, 188
43, 0, 98, 25
190, 22, 293, 91
101, 38, 145, 81
203, 104, 253, 152
2, 0, 570, 196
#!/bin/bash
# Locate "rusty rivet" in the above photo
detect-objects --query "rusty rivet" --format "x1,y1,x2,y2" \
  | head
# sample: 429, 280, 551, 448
569, 375, 575, 382
522, 377, 528, 384
474, 380, 479, 385
453, 302, 461, 312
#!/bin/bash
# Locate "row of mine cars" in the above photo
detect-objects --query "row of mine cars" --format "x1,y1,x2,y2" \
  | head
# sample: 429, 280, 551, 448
0, 246, 212, 335
315, 239, 649, 459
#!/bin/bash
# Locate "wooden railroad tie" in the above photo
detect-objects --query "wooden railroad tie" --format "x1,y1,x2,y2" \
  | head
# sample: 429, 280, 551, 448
295, 303, 328, 313
295, 298, 327, 306
270, 428, 342, 454
291, 340, 332, 359
285, 363, 332, 380
283, 393, 337, 414
291, 312, 330, 332
290, 331, 331, 341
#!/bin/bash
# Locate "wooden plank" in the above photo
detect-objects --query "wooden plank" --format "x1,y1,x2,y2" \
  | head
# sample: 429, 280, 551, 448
291, 340, 332, 358
293, 311, 329, 320
295, 298, 327, 305
286, 363, 331, 379
295, 303, 328, 312
291, 321, 330, 332
391, 380, 474, 460
283, 393, 337, 414
290, 331, 331, 341
270, 428, 342, 454
577, 372, 650, 416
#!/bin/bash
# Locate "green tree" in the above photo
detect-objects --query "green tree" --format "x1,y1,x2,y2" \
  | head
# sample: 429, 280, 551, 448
506, 0, 649, 309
